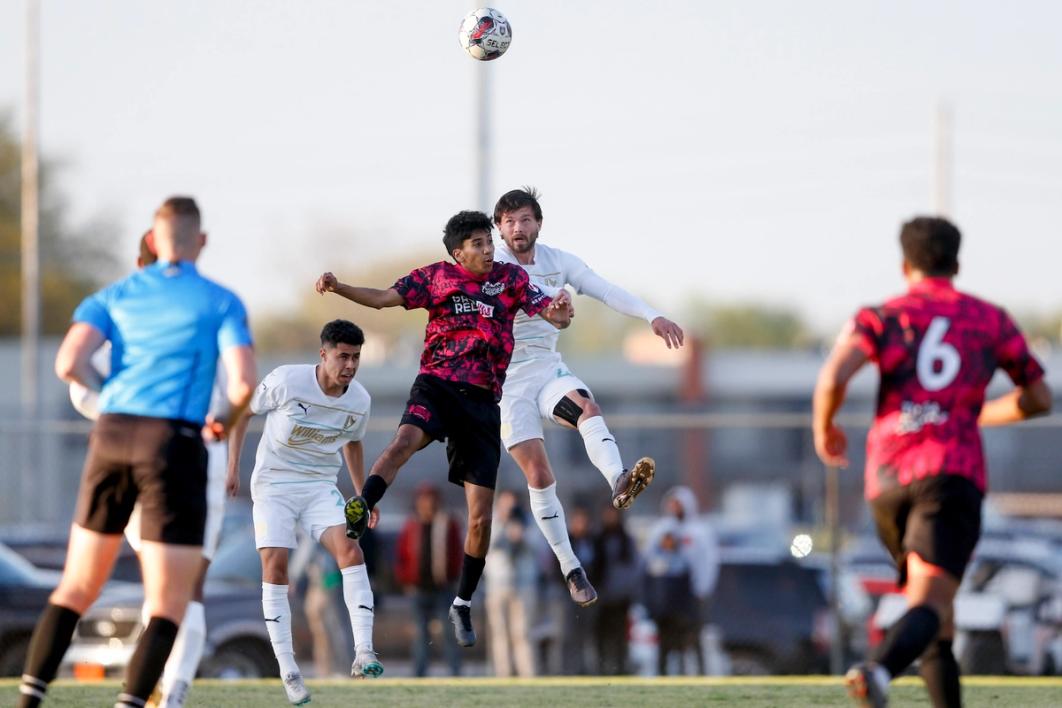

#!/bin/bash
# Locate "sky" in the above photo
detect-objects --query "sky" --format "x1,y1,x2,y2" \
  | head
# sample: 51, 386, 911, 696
1, 0, 1060, 333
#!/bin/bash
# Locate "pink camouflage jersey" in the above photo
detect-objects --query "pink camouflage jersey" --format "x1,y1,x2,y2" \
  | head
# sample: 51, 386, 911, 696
393, 260, 552, 400
850, 278, 1044, 499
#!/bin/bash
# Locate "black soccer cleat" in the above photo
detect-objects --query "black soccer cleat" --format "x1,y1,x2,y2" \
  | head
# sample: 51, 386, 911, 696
448, 604, 476, 647
844, 662, 888, 708
344, 495, 369, 540
565, 567, 598, 607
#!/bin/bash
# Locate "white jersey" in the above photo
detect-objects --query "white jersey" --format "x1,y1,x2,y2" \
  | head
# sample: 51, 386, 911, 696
495, 241, 662, 363
249, 364, 370, 487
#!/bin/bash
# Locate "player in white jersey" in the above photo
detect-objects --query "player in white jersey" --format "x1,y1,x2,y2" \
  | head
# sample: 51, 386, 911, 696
68, 233, 223, 708
226, 320, 382, 705
492, 188, 685, 606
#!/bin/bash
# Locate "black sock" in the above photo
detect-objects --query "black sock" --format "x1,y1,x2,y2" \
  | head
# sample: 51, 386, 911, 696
361, 474, 388, 511
920, 639, 962, 708
118, 617, 179, 706
874, 604, 940, 678
18, 603, 81, 708
456, 553, 486, 602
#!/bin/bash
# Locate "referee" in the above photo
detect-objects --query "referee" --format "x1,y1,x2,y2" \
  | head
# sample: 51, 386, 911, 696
18, 197, 256, 708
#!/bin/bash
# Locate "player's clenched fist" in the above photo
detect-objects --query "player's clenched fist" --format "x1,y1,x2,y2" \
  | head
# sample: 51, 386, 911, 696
315, 272, 339, 294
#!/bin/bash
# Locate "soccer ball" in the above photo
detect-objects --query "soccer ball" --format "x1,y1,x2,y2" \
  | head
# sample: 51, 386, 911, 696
458, 8, 512, 61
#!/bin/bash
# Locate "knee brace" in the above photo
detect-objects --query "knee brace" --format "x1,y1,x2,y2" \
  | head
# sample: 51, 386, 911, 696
552, 389, 591, 426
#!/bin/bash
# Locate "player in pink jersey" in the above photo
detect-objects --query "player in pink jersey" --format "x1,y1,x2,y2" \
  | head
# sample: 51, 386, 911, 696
813, 216, 1050, 708
314, 210, 571, 648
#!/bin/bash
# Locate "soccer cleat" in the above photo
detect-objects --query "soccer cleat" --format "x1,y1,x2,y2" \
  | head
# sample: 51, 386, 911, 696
351, 649, 384, 679
611, 457, 655, 510
844, 662, 888, 708
161, 680, 189, 708
344, 495, 369, 539
565, 567, 598, 607
282, 672, 311, 705
448, 604, 476, 647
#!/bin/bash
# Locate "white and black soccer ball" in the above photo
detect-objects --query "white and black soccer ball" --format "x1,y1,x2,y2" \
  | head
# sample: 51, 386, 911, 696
458, 7, 512, 61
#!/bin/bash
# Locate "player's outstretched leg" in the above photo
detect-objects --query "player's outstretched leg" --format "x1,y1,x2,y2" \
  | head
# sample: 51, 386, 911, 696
510, 440, 598, 607
611, 457, 656, 510
261, 575, 309, 705
449, 483, 493, 647
527, 482, 597, 606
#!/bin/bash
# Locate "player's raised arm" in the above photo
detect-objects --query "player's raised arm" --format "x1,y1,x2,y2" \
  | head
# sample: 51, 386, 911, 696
812, 331, 870, 468
564, 254, 683, 348
315, 272, 404, 309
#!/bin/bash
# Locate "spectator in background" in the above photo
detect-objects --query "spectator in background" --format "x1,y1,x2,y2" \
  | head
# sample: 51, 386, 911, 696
642, 519, 698, 675
647, 485, 719, 672
484, 490, 539, 677
591, 505, 639, 675
395, 483, 464, 677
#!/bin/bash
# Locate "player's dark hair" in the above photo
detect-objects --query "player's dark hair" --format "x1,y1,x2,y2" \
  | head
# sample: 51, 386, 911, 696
900, 217, 961, 276
442, 210, 493, 256
493, 186, 542, 224
320, 319, 365, 348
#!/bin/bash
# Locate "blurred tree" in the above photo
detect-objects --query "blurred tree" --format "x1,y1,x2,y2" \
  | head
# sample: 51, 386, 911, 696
1015, 310, 1062, 345
0, 114, 117, 335
681, 297, 813, 349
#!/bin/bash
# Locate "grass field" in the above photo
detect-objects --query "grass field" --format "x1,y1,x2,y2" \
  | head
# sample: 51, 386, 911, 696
2, 676, 1062, 707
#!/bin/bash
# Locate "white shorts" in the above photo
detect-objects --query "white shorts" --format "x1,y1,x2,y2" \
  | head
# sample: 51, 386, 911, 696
500, 352, 590, 449
125, 440, 226, 560
250, 479, 346, 549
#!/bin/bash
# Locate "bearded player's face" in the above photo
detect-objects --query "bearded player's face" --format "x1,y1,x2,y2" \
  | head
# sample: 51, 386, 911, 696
498, 205, 540, 255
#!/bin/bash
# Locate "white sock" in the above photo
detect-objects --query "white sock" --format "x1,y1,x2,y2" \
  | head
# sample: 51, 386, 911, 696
160, 600, 206, 699
262, 583, 299, 676
341, 564, 375, 653
452, 596, 471, 608
577, 416, 624, 488
528, 483, 581, 576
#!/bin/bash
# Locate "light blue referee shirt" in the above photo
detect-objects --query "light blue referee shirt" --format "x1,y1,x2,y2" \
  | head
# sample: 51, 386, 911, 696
73, 261, 253, 425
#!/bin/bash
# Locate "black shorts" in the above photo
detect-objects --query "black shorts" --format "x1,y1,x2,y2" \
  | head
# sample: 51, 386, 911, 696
870, 474, 983, 587
74, 413, 208, 546
400, 374, 501, 489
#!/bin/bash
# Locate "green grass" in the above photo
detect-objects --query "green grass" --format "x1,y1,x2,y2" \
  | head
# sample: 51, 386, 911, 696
2, 676, 1061, 707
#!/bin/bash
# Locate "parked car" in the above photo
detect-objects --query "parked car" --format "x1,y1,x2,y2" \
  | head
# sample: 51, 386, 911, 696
629, 548, 839, 675
0, 542, 59, 676
872, 535, 1062, 676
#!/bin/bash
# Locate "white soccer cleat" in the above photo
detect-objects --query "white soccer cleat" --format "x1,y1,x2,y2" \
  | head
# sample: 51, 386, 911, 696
351, 649, 384, 679
282, 672, 311, 705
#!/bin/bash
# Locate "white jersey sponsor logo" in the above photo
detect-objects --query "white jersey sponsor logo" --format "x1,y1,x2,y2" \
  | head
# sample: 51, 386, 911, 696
250, 364, 370, 487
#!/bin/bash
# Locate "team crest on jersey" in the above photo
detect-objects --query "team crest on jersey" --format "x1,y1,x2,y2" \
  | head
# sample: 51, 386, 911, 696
343, 414, 356, 430
482, 281, 504, 296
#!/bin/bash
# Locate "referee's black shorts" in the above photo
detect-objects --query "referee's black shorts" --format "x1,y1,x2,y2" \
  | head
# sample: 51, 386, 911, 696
870, 473, 983, 587
74, 413, 208, 546
399, 374, 501, 490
